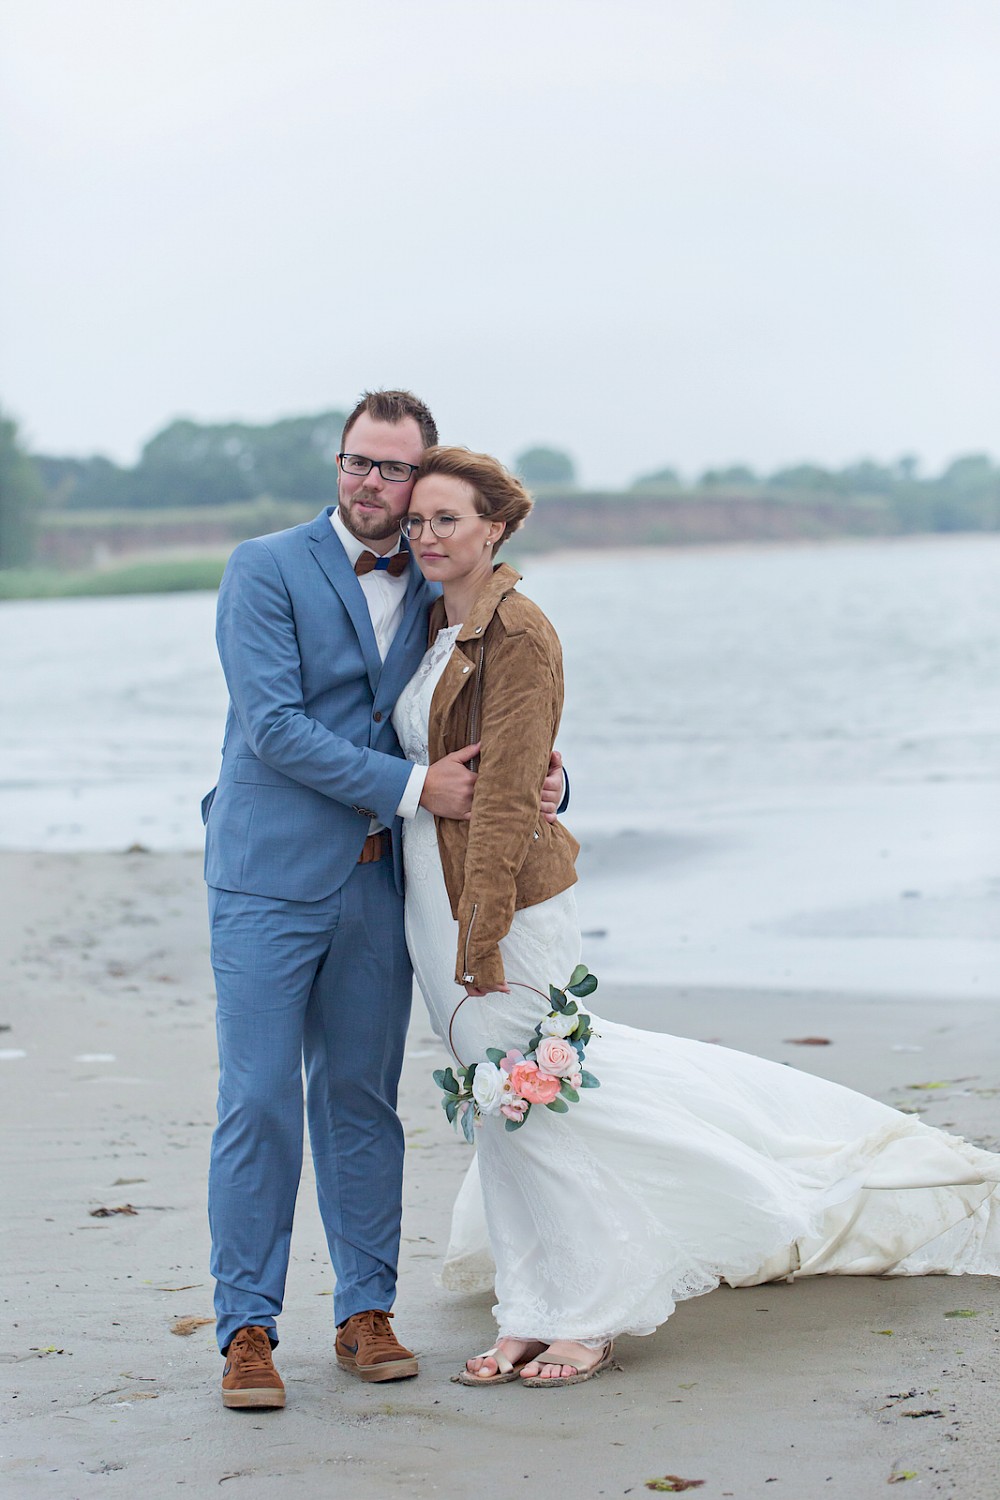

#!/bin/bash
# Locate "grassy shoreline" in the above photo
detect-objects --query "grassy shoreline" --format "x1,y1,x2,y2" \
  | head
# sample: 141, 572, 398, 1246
0, 555, 229, 600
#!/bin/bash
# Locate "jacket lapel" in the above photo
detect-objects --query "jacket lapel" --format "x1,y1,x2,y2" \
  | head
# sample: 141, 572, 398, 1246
306, 509, 382, 695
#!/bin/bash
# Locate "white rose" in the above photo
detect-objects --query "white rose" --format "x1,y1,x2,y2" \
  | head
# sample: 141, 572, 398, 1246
539, 1011, 577, 1039
471, 1060, 504, 1116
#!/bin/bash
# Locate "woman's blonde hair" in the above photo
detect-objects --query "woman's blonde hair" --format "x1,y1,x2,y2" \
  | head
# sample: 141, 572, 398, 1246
415, 446, 533, 553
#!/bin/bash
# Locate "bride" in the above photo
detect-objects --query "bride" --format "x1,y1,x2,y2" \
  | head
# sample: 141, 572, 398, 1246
391, 445, 1000, 1387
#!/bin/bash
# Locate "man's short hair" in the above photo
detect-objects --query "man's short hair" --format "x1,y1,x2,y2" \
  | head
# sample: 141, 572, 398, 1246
341, 389, 438, 451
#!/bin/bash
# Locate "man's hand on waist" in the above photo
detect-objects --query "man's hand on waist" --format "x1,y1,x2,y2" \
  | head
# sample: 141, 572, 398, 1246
420, 743, 479, 820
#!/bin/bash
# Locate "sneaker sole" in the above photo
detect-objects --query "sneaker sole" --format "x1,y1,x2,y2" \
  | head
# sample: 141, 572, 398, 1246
222, 1387, 286, 1408
336, 1353, 419, 1382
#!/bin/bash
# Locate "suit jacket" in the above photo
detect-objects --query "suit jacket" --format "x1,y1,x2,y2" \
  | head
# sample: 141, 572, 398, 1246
203, 506, 438, 901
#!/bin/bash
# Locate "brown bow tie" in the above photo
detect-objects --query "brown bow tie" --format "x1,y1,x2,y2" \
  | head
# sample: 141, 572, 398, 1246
354, 549, 408, 578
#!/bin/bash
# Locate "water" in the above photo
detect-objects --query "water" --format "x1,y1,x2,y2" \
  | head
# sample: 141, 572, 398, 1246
2, 535, 998, 995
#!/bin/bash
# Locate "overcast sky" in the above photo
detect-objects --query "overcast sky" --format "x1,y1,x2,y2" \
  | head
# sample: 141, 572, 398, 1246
1, 0, 998, 488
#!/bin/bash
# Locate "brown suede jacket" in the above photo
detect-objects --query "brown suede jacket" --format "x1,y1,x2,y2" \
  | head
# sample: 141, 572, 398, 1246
427, 562, 580, 992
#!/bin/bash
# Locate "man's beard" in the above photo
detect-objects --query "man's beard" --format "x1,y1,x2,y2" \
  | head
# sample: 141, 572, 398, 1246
340, 488, 401, 543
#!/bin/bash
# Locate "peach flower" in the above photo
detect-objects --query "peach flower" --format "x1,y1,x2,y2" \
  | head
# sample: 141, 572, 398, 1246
509, 1060, 561, 1106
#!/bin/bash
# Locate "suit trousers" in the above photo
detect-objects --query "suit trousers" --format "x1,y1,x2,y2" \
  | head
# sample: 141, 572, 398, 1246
207, 855, 412, 1351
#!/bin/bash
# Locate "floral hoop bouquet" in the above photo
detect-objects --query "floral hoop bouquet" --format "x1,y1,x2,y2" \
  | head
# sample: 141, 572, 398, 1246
434, 964, 600, 1140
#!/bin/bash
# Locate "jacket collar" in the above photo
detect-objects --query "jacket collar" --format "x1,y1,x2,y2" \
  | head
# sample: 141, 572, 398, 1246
430, 561, 522, 644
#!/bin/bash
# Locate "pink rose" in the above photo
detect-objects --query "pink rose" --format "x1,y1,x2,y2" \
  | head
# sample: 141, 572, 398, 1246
569, 1071, 582, 1090
509, 1060, 561, 1106
534, 1036, 579, 1078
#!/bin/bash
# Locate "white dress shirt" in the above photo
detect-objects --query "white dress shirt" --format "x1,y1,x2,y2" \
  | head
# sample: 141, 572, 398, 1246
330, 507, 427, 821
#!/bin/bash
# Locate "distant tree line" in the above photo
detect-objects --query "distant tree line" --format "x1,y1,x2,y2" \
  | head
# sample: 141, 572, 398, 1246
628, 453, 1000, 532
0, 409, 43, 567
3, 404, 999, 572
36, 411, 348, 510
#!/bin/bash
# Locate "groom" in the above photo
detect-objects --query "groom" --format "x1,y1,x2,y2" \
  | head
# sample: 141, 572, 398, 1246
203, 389, 562, 1409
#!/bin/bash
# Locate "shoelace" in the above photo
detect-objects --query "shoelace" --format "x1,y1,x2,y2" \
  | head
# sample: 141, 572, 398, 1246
348, 1311, 399, 1353
231, 1329, 273, 1374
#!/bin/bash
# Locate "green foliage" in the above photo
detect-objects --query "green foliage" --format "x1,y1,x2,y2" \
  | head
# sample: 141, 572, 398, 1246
768, 463, 845, 493
0, 408, 44, 567
567, 972, 597, 998
623, 451, 1000, 535
34, 410, 348, 511
0, 556, 229, 600
630, 466, 681, 493
34, 453, 130, 510
698, 465, 759, 489
515, 445, 576, 485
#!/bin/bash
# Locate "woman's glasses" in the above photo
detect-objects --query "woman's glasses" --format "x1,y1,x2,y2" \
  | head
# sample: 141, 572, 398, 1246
400, 514, 483, 540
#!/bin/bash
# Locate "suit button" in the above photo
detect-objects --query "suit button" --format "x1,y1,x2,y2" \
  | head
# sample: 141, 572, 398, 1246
373, 710, 382, 722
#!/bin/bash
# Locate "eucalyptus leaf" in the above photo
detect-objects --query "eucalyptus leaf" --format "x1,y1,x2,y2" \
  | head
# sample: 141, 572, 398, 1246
461, 1105, 476, 1143
432, 1069, 447, 1088
545, 1097, 570, 1113
579, 1071, 600, 1088
559, 1084, 580, 1103
485, 1047, 506, 1066
504, 1115, 526, 1132
442, 1068, 459, 1095
445, 1097, 458, 1124
568, 963, 589, 988
568, 974, 598, 998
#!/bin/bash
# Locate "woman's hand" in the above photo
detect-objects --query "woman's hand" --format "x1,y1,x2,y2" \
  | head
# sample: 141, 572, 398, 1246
464, 982, 510, 997
540, 749, 564, 824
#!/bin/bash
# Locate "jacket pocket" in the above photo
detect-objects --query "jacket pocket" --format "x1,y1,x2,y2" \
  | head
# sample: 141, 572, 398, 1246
233, 755, 303, 790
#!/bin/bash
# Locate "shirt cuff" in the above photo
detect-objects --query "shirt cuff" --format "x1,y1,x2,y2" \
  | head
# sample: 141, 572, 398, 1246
396, 763, 427, 820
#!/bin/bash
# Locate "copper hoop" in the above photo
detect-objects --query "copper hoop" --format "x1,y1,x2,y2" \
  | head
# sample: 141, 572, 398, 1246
446, 979, 551, 1069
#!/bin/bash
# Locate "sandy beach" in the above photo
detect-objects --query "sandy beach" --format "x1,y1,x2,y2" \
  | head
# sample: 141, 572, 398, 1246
2, 849, 998, 1499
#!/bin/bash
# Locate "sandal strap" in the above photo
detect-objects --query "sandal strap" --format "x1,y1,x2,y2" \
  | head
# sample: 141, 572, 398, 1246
473, 1344, 514, 1376
535, 1340, 612, 1375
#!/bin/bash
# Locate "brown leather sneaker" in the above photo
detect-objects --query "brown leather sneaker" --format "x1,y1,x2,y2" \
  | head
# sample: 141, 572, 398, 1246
221, 1326, 286, 1409
336, 1310, 418, 1382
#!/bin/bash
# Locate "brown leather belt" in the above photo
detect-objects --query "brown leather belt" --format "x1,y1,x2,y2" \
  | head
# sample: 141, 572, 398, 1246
357, 829, 390, 864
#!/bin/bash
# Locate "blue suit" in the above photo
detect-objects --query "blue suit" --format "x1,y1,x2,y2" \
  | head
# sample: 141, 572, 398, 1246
203, 506, 438, 1349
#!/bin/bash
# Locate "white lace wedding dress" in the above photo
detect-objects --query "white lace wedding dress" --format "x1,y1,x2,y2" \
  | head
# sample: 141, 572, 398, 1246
393, 626, 1000, 1344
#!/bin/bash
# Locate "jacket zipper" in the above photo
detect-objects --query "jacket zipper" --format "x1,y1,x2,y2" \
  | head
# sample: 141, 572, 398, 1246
467, 643, 485, 772
462, 903, 479, 982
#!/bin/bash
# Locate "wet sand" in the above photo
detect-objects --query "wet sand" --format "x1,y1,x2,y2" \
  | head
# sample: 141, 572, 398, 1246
2, 851, 999, 1498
